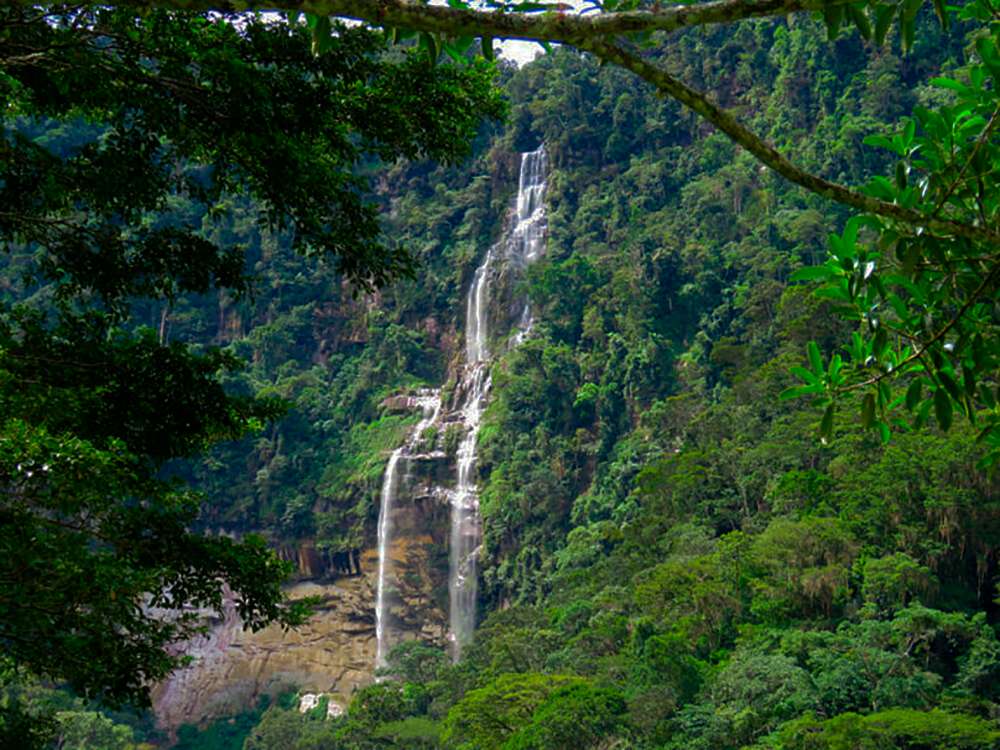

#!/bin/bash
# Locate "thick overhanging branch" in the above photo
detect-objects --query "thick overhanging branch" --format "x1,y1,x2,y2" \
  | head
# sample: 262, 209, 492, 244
53, 0, 831, 42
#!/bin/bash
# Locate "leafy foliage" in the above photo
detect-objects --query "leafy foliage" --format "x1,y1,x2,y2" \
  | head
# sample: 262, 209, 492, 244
777, 0, 1000, 462
0, 4, 504, 712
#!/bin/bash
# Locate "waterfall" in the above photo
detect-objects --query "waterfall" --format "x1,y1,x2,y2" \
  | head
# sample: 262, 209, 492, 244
372, 146, 548, 673
449, 145, 548, 659
448, 362, 489, 659
374, 391, 441, 671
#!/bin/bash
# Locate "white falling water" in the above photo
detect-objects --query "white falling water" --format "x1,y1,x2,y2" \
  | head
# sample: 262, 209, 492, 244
449, 145, 548, 659
374, 391, 441, 671
371, 146, 548, 673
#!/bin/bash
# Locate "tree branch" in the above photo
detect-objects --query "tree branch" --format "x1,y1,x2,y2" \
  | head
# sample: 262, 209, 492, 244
931, 104, 1000, 221
843, 259, 1000, 392
70, 0, 835, 41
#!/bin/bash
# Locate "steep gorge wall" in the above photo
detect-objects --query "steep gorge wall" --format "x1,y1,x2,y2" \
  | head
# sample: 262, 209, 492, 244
153, 400, 459, 729
152, 570, 376, 730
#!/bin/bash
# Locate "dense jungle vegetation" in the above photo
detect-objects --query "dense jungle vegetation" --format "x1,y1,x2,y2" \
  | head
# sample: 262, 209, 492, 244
3, 1, 1000, 749
184, 13, 1000, 750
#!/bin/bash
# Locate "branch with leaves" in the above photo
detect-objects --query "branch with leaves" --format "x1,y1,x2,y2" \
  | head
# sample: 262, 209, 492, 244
14, 1, 995, 239
780, 12, 1000, 465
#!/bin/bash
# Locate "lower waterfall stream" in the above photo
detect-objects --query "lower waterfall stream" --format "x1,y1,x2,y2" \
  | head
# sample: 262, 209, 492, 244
374, 391, 441, 671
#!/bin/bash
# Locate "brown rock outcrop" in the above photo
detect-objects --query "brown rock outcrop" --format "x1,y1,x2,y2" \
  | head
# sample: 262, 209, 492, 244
152, 567, 377, 731
153, 393, 455, 732
153, 482, 451, 731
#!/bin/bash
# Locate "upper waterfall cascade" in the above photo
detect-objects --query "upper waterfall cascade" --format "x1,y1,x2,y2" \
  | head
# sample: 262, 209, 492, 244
373, 145, 548, 670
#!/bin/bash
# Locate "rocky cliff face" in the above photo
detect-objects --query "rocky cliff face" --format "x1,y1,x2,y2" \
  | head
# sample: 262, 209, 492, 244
376, 447, 453, 649
152, 570, 373, 730
153, 474, 451, 731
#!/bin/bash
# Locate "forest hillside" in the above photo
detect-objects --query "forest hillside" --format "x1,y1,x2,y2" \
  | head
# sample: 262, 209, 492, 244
2, 4, 999, 750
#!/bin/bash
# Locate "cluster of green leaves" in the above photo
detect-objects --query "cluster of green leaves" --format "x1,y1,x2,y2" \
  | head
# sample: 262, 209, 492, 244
820, 0, 953, 52
0, 3, 505, 720
1, 7, 504, 298
783, 0, 1000, 466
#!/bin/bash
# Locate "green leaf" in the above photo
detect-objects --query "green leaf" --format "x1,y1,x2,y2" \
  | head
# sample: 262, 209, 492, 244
820, 403, 835, 440
842, 215, 864, 249
815, 284, 852, 302
931, 0, 950, 28
790, 265, 837, 282
934, 388, 953, 431
807, 341, 823, 376
914, 398, 933, 429
442, 42, 465, 63
417, 31, 441, 64
930, 76, 969, 93
849, 5, 872, 39
963, 370, 977, 399
938, 369, 962, 403
781, 384, 823, 400
828, 354, 844, 384
866, 175, 898, 199
877, 421, 891, 444
310, 15, 332, 56
874, 4, 895, 45
861, 393, 876, 428
863, 134, 895, 151
900, 13, 915, 52
872, 327, 889, 358
879, 381, 892, 409
971, 334, 989, 369
849, 332, 866, 361
481, 36, 494, 61
442, 35, 477, 63
822, 4, 844, 39
905, 378, 922, 411
791, 366, 820, 385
